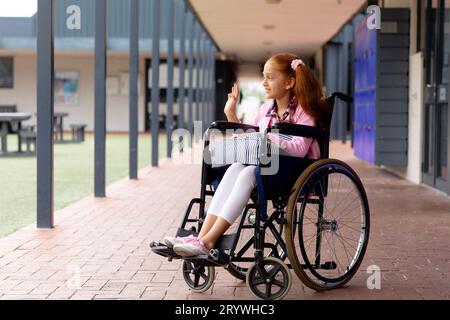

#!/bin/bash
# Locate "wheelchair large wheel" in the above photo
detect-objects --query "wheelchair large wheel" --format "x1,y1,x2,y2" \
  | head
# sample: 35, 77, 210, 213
182, 260, 215, 293
285, 159, 370, 291
226, 206, 287, 281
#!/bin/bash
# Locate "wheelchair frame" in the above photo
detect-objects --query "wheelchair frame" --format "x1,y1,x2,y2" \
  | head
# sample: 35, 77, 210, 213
150, 92, 370, 299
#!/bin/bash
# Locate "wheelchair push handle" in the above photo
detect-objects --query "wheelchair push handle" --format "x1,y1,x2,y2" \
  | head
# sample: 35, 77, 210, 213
329, 92, 353, 104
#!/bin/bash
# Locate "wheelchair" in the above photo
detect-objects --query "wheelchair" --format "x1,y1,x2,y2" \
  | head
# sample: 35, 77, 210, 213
150, 92, 370, 300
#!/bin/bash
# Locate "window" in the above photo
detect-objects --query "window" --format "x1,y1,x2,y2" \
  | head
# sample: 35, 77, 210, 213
0, 57, 13, 88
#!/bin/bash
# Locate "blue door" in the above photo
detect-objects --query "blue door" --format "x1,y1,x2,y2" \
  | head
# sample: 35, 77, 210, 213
354, 18, 377, 164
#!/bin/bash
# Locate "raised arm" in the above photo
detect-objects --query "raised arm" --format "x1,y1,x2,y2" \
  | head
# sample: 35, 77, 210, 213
224, 83, 240, 123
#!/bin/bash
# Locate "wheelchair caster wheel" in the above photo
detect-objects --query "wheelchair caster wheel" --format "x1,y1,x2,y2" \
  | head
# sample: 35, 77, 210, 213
182, 260, 215, 293
246, 257, 291, 300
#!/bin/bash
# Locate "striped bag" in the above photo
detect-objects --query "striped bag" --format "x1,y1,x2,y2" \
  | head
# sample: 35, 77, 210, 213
209, 132, 275, 168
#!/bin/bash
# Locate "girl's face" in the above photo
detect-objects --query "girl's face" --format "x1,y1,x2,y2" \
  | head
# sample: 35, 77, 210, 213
262, 60, 295, 100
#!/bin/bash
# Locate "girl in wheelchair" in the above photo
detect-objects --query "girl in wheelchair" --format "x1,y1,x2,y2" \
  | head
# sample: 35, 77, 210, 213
164, 52, 330, 256
153, 52, 370, 300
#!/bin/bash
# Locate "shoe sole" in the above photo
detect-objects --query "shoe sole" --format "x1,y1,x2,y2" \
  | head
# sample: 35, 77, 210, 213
173, 246, 195, 257
173, 246, 207, 257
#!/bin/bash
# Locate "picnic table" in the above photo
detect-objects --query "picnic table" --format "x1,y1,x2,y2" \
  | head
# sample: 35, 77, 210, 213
34, 112, 69, 142
0, 112, 32, 156
54, 112, 69, 142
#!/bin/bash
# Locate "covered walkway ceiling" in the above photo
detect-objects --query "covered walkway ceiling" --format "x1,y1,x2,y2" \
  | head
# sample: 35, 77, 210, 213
189, 0, 366, 63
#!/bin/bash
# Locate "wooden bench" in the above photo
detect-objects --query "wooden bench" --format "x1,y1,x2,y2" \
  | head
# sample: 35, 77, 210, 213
70, 124, 87, 142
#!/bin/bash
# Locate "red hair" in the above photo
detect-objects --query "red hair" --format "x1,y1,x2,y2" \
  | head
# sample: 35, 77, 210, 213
268, 53, 331, 130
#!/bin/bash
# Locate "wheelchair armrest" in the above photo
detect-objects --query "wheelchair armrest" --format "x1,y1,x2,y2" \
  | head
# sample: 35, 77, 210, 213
204, 121, 259, 142
269, 122, 329, 139
209, 121, 259, 132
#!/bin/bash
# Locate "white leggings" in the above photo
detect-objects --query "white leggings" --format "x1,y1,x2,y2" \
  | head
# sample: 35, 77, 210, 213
207, 163, 257, 224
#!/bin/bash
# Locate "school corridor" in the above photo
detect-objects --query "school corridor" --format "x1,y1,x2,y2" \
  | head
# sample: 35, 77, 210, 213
1, 0, 450, 301
0, 140, 449, 300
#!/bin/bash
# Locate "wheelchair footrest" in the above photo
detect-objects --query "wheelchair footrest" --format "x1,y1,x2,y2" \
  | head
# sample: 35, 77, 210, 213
149, 241, 182, 261
149, 241, 230, 267
184, 253, 229, 267
182, 249, 231, 267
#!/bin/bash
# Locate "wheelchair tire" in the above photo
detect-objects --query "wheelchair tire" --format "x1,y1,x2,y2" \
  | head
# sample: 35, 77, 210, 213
285, 159, 370, 291
246, 257, 292, 300
182, 260, 215, 293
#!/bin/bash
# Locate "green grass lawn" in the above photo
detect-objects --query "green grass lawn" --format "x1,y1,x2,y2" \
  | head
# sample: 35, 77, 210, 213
0, 133, 167, 238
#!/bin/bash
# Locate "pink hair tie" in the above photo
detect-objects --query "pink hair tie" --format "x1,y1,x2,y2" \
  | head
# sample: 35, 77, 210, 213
291, 59, 305, 70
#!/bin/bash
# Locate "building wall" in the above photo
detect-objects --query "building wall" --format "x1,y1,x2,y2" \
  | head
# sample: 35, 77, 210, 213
376, 8, 410, 166
0, 53, 149, 132
0, 54, 37, 122
0, 51, 209, 132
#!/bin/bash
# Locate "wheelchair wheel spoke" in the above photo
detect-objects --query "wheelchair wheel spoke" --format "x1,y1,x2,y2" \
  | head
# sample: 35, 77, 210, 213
199, 272, 208, 282
334, 232, 359, 244
333, 232, 360, 267
194, 274, 201, 286
334, 197, 362, 221
326, 232, 343, 276
333, 232, 353, 268
333, 234, 359, 259
338, 221, 362, 234
302, 231, 320, 251
331, 196, 359, 222
253, 277, 265, 286
265, 284, 272, 297
330, 172, 342, 214
323, 232, 345, 276
329, 176, 355, 214
339, 215, 362, 224
272, 279, 285, 288
317, 177, 336, 221
268, 264, 282, 279
330, 232, 349, 276
303, 207, 318, 226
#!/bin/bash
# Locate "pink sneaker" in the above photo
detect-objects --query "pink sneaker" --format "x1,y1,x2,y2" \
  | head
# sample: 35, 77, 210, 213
164, 235, 198, 249
173, 238, 209, 257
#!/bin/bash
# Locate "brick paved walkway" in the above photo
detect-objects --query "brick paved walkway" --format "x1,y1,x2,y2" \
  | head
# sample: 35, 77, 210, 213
0, 141, 449, 300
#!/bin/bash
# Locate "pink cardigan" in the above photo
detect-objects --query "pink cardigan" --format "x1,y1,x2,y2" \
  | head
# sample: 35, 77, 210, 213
253, 101, 321, 160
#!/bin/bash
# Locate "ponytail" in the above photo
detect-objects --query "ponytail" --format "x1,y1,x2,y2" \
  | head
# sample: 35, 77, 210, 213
293, 65, 331, 130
